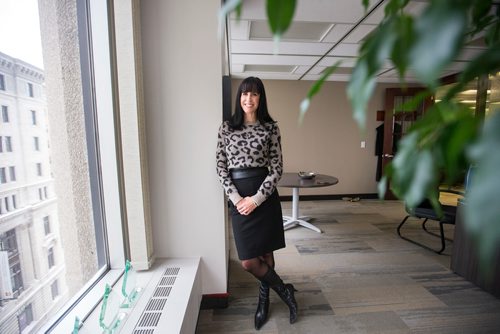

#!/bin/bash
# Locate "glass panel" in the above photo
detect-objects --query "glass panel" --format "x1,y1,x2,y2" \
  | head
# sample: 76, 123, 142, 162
0, 0, 111, 332
120, 260, 143, 308
99, 284, 126, 333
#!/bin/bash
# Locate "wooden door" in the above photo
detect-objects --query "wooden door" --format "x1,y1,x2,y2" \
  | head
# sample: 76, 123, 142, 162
382, 87, 432, 199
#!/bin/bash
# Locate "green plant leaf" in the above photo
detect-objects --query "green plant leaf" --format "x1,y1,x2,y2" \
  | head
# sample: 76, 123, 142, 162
299, 62, 341, 124
465, 111, 500, 271
395, 90, 432, 115
347, 59, 377, 131
470, 0, 493, 35
445, 43, 500, 100
384, 0, 410, 17
409, 1, 467, 87
219, 0, 242, 21
361, 19, 397, 73
362, 0, 370, 11
485, 19, 500, 45
267, 0, 296, 38
390, 131, 439, 208
391, 14, 414, 79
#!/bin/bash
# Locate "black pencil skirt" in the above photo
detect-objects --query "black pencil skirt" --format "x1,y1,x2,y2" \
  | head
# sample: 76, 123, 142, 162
230, 170, 286, 260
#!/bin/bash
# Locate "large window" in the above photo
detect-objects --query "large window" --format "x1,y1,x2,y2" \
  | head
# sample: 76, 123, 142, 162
30, 110, 37, 125
27, 83, 34, 98
0, 229, 24, 297
0, 0, 126, 332
1, 105, 8, 122
17, 304, 33, 332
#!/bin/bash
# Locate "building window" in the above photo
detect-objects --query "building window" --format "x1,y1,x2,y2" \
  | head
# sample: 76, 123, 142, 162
0, 136, 3, 152
27, 82, 34, 97
44, 216, 51, 235
4, 197, 10, 211
0, 1, 127, 330
51, 280, 59, 300
1, 105, 8, 122
34, 137, 40, 151
31, 110, 37, 125
12, 195, 17, 209
0, 167, 6, 184
48, 247, 55, 269
9, 166, 16, 181
17, 304, 34, 332
44, 186, 48, 199
0, 229, 24, 297
5, 136, 12, 152
36, 162, 42, 176
0, 73, 5, 90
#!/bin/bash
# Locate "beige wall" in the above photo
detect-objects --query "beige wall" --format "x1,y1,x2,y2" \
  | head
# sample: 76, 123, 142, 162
141, 0, 227, 294
232, 79, 395, 196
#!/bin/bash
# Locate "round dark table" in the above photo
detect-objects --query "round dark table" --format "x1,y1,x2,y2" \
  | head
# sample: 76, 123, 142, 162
278, 173, 339, 233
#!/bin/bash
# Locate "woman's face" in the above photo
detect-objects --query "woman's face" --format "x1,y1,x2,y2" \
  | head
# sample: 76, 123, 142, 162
240, 90, 260, 117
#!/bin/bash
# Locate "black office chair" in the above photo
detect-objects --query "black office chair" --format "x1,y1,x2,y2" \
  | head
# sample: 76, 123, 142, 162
397, 189, 464, 254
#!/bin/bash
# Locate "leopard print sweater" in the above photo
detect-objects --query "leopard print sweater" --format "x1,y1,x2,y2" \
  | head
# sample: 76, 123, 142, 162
216, 121, 283, 206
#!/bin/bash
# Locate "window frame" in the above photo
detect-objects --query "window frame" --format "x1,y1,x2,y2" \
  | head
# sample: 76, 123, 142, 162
31, 109, 37, 125
51, 280, 59, 300
27, 82, 34, 98
0, 167, 6, 184
5, 136, 12, 152
39, 0, 129, 331
0, 73, 5, 90
1, 105, 8, 122
47, 247, 55, 269
34, 136, 40, 150
44, 216, 51, 235
9, 165, 16, 181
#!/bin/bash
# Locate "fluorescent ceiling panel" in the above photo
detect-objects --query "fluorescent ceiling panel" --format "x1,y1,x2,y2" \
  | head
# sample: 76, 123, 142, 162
249, 21, 332, 41
244, 64, 296, 73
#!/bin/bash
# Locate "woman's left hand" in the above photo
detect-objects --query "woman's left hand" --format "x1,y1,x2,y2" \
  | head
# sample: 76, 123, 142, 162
236, 197, 257, 216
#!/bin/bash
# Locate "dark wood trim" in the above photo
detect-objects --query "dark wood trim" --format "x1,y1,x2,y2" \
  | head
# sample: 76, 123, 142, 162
440, 73, 459, 85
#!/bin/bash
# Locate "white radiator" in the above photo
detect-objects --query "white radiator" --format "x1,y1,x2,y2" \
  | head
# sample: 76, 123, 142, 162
119, 257, 202, 334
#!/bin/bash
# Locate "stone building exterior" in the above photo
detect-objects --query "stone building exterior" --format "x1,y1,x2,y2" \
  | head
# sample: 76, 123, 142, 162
0, 51, 67, 334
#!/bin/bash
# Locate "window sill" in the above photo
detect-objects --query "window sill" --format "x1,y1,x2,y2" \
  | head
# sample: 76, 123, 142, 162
38, 267, 123, 333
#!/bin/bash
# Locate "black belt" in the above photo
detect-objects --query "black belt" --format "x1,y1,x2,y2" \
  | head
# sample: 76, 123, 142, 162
230, 167, 268, 180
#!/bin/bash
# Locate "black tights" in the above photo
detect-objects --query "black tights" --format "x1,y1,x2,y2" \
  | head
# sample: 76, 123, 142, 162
241, 253, 275, 279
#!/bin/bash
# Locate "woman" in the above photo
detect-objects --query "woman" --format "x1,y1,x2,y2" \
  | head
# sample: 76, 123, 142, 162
216, 77, 298, 330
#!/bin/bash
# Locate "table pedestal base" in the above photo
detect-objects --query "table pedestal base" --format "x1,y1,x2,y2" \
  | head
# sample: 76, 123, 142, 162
283, 188, 322, 233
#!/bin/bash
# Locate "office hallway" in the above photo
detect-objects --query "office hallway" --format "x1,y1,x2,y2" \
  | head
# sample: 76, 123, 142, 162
196, 199, 500, 333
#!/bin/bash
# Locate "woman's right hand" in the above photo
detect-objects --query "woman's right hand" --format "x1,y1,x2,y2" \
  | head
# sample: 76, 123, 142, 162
236, 197, 258, 216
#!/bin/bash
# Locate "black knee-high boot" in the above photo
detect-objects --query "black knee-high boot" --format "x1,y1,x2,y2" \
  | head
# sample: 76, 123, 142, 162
260, 267, 298, 324
254, 281, 270, 330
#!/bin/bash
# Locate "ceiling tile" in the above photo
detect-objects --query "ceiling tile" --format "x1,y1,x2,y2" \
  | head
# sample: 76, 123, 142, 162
229, 20, 250, 40
230, 40, 333, 55
322, 24, 354, 43
343, 24, 377, 43
244, 64, 296, 73
231, 54, 319, 66
328, 43, 360, 57
249, 21, 333, 42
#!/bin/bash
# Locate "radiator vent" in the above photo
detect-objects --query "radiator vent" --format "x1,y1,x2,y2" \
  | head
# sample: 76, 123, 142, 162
133, 267, 180, 333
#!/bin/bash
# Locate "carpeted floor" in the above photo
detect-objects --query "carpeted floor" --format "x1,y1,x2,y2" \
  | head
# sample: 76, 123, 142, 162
196, 199, 500, 333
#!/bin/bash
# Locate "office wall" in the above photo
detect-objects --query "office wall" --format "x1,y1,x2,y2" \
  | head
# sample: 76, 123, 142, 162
141, 0, 227, 294
232, 79, 395, 196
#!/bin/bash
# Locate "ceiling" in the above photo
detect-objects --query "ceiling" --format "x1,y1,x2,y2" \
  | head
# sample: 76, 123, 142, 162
225, 0, 487, 83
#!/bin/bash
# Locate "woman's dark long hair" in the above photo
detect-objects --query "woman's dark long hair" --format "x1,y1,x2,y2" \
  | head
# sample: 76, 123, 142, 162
229, 77, 275, 129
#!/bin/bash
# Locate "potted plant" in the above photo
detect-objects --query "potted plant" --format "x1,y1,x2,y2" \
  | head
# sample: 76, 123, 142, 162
222, 0, 500, 289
